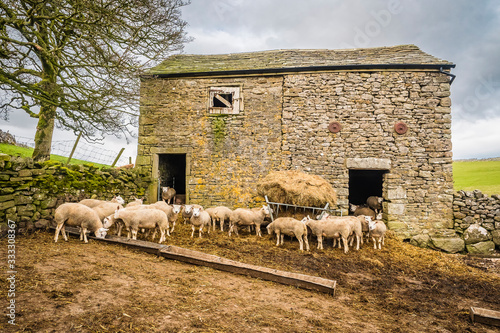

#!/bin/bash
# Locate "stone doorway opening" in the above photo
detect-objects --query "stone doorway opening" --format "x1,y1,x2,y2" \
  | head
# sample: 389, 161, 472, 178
348, 170, 386, 206
158, 154, 186, 203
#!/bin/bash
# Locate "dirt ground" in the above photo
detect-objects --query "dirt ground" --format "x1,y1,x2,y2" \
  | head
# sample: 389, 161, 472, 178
1, 221, 500, 333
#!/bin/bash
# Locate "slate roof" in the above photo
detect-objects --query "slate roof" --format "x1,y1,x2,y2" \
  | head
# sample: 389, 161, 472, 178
148, 44, 454, 76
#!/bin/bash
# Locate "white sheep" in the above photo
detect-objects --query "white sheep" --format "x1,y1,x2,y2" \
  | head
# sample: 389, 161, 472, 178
54, 203, 108, 243
189, 206, 211, 238
113, 207, 170, 243
181, 204, 194, 224
125, 197, 143, 207
161, 186, 176, 204
229, 205, 271, 237
266, 217, 310, 251
150, 201, 182, 233
305, 216, 352, 253
92, 202, 124, 221
204, 207, 217, 231
212, 206, 233, 231
366, 215, 387, 250
79, 196, 125, 208
326, 215, 364, 251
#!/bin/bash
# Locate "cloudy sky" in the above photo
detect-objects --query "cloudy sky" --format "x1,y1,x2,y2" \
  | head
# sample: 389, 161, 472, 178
2, 0, 500, 162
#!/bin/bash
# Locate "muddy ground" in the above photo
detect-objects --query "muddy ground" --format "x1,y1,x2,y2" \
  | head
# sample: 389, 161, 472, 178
1, 221, 499, 333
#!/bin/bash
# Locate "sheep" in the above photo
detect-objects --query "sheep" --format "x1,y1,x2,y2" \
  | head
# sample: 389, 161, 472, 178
125, 197, 143, 207
366, 215, 387, 250
150, 201, 182, 233
203, 207, 217, 231
161, 186, 176, 204
327, 215, 365, 251
366, 196, 383, 214
113, 207, 170, 243
228, 205, 271, 237
266, 217, 310, 251
305, 216, 352, 253
189, 206, 211, 238
181, 204, 194, 224
213, 206, 233, 231
350, 203, 376, 219
54, 203, 108, 243
92, 202, 124, 221
79, 196, 125, 208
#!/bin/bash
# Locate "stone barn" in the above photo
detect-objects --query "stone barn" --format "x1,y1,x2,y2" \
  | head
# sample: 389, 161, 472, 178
137, 44, 456, 238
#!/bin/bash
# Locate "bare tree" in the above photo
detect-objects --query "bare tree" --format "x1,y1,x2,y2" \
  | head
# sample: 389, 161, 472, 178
0, 0, 191, 161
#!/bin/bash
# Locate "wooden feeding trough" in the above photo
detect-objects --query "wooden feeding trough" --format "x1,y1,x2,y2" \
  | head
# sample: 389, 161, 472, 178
53, 227, 336, 295
470, 307, 500, 327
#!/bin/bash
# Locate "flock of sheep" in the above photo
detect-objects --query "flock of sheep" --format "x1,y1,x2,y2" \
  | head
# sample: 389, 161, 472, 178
53, 186, 387, 253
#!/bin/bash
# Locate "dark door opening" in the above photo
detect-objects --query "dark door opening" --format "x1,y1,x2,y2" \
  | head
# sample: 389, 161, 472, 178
158, 154, 186, 203
348, 170, 385, 206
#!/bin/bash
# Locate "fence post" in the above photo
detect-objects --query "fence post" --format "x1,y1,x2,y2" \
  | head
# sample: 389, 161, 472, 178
66, 132, 82, 166
111, 148, 125, 167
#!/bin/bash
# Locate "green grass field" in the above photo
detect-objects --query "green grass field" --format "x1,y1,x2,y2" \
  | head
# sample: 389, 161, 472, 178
0, 143, 109, 168
1, 143, 499, 195
453, 159, 500, 196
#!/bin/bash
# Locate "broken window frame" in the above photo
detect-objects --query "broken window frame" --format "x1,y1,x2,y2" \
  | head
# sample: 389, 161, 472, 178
208, 87, 241, 115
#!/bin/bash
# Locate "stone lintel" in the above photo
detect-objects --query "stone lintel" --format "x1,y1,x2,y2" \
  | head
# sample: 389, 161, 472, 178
346, 158, 391, 170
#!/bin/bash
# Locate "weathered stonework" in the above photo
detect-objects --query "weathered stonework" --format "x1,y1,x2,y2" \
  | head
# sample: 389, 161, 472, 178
138, 45, 455, 237
0, 154, 151, 234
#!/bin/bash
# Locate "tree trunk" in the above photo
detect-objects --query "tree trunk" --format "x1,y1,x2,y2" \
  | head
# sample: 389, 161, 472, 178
32, 104, 56, 162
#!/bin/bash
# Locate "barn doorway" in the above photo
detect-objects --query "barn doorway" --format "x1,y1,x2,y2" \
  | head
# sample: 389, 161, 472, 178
348, 170, 386, 206
158, 154, 186, 203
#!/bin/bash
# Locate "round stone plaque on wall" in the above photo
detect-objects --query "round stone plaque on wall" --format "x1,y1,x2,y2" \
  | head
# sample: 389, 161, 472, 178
328, 121, 342, 133
394, 121, 408, 135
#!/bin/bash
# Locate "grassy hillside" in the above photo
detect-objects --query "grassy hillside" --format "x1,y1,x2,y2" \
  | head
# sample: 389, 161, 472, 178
453, 159, 500, 195
0, 143, 109, 168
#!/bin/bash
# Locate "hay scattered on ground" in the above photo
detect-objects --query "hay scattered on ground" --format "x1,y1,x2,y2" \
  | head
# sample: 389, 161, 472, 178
257, 170, 337, 207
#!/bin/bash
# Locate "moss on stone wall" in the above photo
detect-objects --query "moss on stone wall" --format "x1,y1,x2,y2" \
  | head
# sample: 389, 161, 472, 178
0, 154, 152, 233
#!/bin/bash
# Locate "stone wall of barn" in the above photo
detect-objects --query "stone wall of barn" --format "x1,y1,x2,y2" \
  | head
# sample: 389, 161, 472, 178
138, 69, 454, 236
281, 70, 454, 236
137, 76, 285, 207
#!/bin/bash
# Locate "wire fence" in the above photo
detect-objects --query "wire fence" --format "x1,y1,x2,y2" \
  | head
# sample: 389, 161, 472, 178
14, 135, 129, 166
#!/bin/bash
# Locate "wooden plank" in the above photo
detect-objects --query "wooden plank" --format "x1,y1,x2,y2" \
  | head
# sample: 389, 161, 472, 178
470, 307, 500, 327
51, 227, 336, 295
158, 245, 336, 295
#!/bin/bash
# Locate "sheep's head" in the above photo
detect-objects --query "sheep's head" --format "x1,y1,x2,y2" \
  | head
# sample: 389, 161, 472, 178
95, 227, 109, 238
349, 204, 358, 213
262, 205, 272, 216
300, 216, 310, 224
103, 215, 113, 228
183, 205, 193, 214
114, 196, 125, 205
162, 187, 170, 193
114, 206, 122, 219
367, 217, 377, 231
192, 207, 201, 217
266, 223, 273, 235
172, 204, 182, 214
376, 212, 383, 220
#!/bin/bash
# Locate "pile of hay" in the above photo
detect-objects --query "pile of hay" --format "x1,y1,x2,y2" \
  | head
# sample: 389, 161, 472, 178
256, 170, 337, 207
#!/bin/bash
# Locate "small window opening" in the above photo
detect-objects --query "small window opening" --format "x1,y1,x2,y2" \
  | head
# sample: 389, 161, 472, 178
213, 93, 233, 108
209, 87, 241, 114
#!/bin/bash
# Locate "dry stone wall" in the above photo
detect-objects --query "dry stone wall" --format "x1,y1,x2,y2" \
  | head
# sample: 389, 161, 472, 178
0, 154, 151, 234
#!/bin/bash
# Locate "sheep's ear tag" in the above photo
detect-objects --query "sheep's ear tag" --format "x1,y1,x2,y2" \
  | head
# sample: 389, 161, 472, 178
394, 121, 408, 135
328, 121, 342, 133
